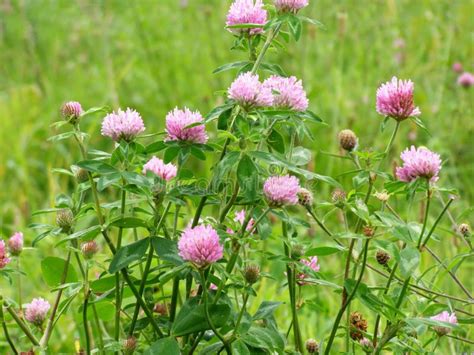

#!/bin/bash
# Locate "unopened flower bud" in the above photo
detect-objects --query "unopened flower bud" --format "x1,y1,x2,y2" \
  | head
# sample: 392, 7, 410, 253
359, 337, 373, 353
153, 303, 168, 316
374, 191, 389, 202
376, 250, 390, 266
305, 338, 319, 354
81, 241, 98, 259
291, 244, 305, 260
244, 264, 260, 284
61, 101, 83, 124
56, 209, 74, 233
331, 189, 346, 208
338, 129, 358, 152
8, 232, 24, 256
362, 225, 375, 238
75, 168, 89, 183
123, 336, 137, 354
458, 223, 470, 237
298, 188, 314, 207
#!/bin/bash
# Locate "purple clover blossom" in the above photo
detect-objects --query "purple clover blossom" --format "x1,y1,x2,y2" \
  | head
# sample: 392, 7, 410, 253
228, 72, 273, 110
297, 256, 320, 285
376, 76, 421, 121
143, 156, 178, 181
178, 224, 223, 268
0, 240, 10, 268
457, 72, 474, 88
430, 311, 457, 336
8, 232, 23, 256
396, 146, 442, 183
101, 108, 145, 142
274, 0, 309, 13
263, 175, 301, 207
165, 107, 208, 144
263, 75, 309, 111
226, 0, 267, 36
25, 298, 51, 326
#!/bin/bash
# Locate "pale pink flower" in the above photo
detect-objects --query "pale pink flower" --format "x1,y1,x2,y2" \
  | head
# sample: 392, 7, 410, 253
234, 209, 255, 231
274, 0, 309, 13
143, 156, 177, 181
101, 108, 145, 142
297, 256, 320, 285
430, 311, 457, 336
8, 232, 23, 256
178, 224, 223, 268
376, 77, 421, 121
263, 75, 309, 111
457, 72, 474, 88
61, 101, 83, 120
452, 62, 463, 73
209, 283, 218, 290
165, 107, 208, 144
263, 175, 300, 206
0, 240, 10, 268
396, 146, 442, 183
228, 72, 273, 109
25, 298, 51, 326
226, 0, 267, 35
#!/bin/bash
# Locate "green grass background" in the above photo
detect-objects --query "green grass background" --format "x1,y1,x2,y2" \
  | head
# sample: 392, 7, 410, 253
0, 0, 473, 353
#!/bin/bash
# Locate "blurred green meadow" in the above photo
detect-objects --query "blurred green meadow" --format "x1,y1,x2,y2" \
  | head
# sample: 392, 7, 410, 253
0, 0, 473, 353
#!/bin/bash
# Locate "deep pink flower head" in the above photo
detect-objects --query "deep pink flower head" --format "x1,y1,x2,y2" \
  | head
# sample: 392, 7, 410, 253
452, 62, 463, 73
25, 298, 51, 326
263, 75, 309, 111
376, 77, 421, 121
165, 107, 208, 144
228, 209, 255, 234
101, 108, 145, 142
396, 146, 442, 183
178, 224, 223, 268
143, 156, 177, 181
228, 72, 273, 110
430, 311, 457, 336
263, 175, 301, 206
457, 72, 474, 88
8, 232, 23, 256
297, 256, 320, 285
226, 0, 267, 35
274, 0, 309, 12
0, 240, 10, 268
61, 101, 83, 120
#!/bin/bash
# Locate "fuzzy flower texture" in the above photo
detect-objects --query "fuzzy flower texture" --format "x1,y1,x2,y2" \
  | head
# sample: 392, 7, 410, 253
0, 240, 10, 268
226, 0, 267, 35
263, 75, 309, 111
396, 146, 442, 183
165, 108, 208, 144
430, 311, 457, 336
101, 108, 145, 142
178, 224, 223, 268
61, 101, 83, 120
143, 156, 177, 181
264, 175, 301, 206
228, 72, 273, 109
275, 0, 309, 12
376, 76, 421, 121
8, 232, 23, 256
25, 298, 51, 326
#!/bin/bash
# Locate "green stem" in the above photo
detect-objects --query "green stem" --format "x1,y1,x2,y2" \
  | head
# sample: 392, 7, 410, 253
200, 270, 231, 355
0, 296, 18, 355
378, 121, 400, 169
417, 184, 431, 249
420, 197, 454, 249
40, 251, 71, 348
17, 258, 22, 314
83, 289, 92, 355
128, 202, 171, 335
250, 23, 282, 75
219, 181, 240, 223
324, 239, 370, 355
4, 301, 39, 346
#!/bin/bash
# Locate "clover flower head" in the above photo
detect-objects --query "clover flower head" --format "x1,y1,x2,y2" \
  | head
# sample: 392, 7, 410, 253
101, 108, 145, 142
226, 0, 267, 35
165, 107, 208, 144
143, 156, 177, 181
396, 146, 442, 183
376, 76, 421, 121
178, 224, 223, 268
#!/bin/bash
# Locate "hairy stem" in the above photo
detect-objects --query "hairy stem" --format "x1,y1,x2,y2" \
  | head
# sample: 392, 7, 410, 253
0, 296, 18, 355
4, 301, 39, 346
